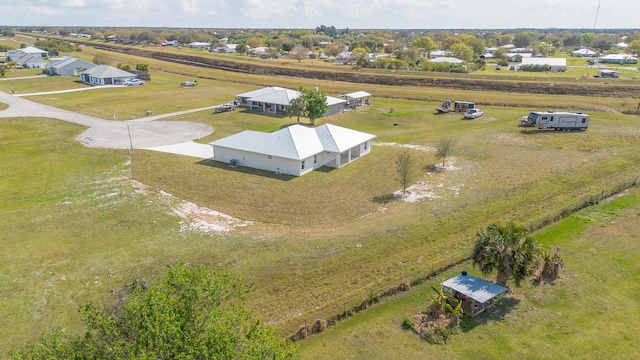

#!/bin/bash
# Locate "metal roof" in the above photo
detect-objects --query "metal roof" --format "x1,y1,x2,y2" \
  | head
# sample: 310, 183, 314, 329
248, 88, 300, 106
521, 58, 566, 66
342, 91, 372, 99
80, 65, 135, 79
315, 124, 376, 153
443, 274, 507, 304
210, 124, 375, 160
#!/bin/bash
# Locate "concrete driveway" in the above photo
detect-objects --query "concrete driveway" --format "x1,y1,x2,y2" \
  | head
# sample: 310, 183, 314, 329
0, 88, 215, 158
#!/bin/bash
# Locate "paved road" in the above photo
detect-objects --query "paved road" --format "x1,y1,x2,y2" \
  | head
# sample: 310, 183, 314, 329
0, 88, 214, 158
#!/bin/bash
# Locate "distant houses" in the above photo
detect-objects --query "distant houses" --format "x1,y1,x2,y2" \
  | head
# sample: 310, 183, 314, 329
6, 46, 49, 68
520, 57, 567, 72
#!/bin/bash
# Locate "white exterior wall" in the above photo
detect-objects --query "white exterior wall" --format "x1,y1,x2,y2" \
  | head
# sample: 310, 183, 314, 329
213, 146, 305, 176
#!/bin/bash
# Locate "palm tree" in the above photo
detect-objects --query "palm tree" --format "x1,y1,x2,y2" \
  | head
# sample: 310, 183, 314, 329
286, 96, 306, 123
472, 222, 540, 286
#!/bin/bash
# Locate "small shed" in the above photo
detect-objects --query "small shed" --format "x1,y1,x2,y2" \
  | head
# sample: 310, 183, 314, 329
340, 91, 372, 109
443, 272, 507, 316
596, 69, 620, 78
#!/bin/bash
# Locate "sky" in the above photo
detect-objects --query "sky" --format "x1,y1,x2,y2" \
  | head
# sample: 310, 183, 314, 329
1, 0, 637, 30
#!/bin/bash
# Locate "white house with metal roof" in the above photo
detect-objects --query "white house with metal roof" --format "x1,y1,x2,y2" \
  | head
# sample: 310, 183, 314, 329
443, 272, 508, 316
209, 124, 375, 176
79, 65, 137, 85
521, 57, 567, 72
235, 87, 347, 117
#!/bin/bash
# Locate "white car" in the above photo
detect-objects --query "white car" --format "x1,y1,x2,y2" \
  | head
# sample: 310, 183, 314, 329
124, 79, 145, 86
464, 108, 483, 119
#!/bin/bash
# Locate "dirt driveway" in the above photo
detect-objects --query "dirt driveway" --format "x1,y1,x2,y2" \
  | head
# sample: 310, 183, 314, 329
0, 88, 214, 157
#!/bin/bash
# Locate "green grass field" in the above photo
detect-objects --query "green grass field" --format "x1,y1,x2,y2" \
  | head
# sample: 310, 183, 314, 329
1, 45, 640, 357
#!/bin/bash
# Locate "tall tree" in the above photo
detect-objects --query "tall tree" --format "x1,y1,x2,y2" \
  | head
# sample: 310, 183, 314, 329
290, 46, 309, 62
9, 264, 299, 359
472, 222, 541, 286
395, 150, 414, 195
435, 137, 455, 167
412, 36, 435, 57
299, 87, 327, 125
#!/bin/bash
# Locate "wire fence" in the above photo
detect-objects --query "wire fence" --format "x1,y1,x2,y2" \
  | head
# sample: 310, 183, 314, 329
282, 176, 638, 340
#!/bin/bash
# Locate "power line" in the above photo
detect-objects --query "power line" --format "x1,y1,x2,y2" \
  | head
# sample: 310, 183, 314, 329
593, 0, 602, 29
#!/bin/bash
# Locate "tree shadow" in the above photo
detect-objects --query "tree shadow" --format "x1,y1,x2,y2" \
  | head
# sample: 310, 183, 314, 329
473, 296, 521, 325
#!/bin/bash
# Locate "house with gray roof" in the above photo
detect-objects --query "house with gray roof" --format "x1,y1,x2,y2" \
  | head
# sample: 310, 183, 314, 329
235, 86, 347, 117
209, 124, 375, 176
47, 56, 96, 76
79, 65, 137, 85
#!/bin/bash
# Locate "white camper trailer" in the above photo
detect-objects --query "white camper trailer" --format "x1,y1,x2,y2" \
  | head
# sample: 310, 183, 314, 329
521, 111, 589, 130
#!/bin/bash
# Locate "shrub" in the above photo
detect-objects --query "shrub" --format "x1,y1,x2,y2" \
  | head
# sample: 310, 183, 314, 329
402, 317, 414, 330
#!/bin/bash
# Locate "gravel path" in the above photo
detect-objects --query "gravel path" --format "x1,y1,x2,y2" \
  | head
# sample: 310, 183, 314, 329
0, 87, 214, 157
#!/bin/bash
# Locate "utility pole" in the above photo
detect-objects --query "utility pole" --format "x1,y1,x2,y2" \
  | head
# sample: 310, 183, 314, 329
127, 124, 134, 179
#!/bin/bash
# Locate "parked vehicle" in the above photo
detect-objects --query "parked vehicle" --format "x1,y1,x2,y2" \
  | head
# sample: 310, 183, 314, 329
495, 64, 502, 70
436, 100, 476, 114
124, 79, 145, 86
212, 103, 236, 113
464, 108, 483, 119
521, 110, 589, 130
181, 80, 198, 87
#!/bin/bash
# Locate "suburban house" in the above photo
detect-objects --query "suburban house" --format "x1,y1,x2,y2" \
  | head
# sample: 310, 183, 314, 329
339, 91, 372, 109
429, 50, 448, 58
599, 54, 638, 64
429, 57, 465, 64
6, 46, 49, 68
187, 42, 210, 49
46, 56, 96, 76
520, 57, 567, 72
249, 47, 268, 56
79, 65, 137, 85
443, 272, 508, 317
572, 48, 596, 57
223, 44, 238, 53
335, 51, 354, 63
235, 87, 348, 117
616, 42, 628, 50
209, 123, 376, 176
506, 53, 532, 62
7, 46, 48, 59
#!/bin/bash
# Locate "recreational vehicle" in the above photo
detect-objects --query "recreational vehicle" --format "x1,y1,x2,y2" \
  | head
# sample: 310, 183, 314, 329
521, 111, 589, 130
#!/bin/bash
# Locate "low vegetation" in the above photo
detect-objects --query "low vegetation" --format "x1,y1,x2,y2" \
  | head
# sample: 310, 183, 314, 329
1, 40, 639, 358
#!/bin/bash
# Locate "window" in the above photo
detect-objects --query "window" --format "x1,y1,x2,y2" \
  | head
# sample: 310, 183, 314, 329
267, 155, 272, 160
364, 141, 368, 150
301, 160, 305, 170
313, 155, 317, 164
582, 118, 586, 123
550, 116, 554, 121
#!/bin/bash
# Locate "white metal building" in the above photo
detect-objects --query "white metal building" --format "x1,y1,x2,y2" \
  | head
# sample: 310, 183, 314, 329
209, 124, 376, 176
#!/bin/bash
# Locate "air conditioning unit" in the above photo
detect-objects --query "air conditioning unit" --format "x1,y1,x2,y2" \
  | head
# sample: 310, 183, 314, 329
229, 159, 239, 168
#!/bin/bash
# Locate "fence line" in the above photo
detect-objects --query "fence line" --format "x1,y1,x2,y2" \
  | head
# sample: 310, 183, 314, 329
283, 176, 638, 340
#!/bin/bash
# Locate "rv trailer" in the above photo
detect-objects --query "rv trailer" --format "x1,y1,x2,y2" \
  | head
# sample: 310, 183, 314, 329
521, 111, 589, 130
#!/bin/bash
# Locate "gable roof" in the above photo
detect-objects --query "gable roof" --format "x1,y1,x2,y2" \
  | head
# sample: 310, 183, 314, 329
315, 124, 376, 153
342, 91, 371, 99
210, 124, 375, 160
248, 88, 300, 106
521, 57, 566, 66
49, 57, 95, 71
20, 46, 48, 55
430, 56, 464, 64
443, 274, 507, 304
79, 65, 135, 79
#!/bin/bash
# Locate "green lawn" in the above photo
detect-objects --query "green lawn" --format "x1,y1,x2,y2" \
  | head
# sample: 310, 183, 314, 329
1, 46, 640, 356
298, 189, 640, 359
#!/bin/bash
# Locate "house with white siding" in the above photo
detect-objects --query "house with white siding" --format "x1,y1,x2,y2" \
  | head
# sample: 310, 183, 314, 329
235, 87, 347, 117
209, 124, 375, 176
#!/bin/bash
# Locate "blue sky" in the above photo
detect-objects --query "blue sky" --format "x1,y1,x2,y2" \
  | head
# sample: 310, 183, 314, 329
0, 0, 636, 29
